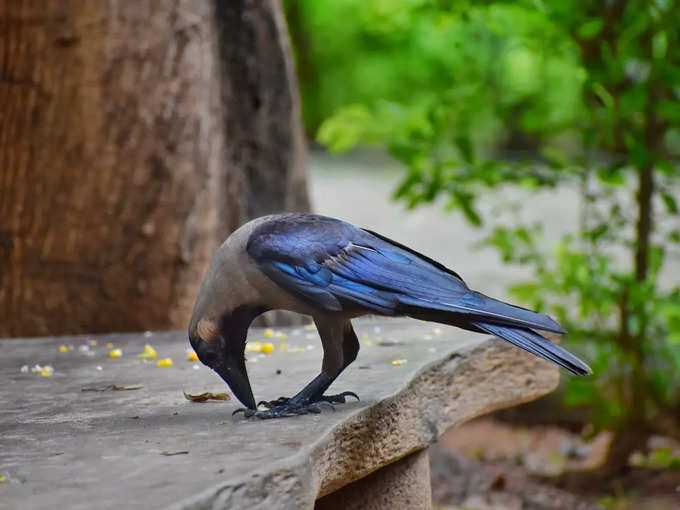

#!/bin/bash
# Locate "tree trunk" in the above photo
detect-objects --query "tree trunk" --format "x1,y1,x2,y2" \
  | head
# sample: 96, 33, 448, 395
0, 0, 308, 337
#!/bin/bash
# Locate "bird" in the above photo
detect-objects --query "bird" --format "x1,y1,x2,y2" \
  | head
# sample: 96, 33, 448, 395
188, 213, 591, 419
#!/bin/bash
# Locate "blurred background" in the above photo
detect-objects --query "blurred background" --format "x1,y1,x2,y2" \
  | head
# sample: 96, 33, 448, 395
1, 1, 679, 507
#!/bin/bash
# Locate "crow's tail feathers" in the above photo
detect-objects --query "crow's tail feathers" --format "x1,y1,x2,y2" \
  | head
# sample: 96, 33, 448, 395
401, 289, 590, 376
472, 321, 591, 376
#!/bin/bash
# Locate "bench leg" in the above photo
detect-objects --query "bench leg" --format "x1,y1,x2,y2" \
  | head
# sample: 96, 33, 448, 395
315, 448, 432, 510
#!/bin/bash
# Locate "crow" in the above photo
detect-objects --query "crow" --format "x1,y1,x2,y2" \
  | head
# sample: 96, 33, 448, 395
188, 213, 590, 418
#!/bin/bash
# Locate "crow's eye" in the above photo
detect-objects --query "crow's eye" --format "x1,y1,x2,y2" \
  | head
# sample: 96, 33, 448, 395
194, 340, 218, 366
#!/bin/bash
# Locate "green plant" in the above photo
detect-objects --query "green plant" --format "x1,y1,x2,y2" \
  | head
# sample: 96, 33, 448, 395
307, 0, 680, 473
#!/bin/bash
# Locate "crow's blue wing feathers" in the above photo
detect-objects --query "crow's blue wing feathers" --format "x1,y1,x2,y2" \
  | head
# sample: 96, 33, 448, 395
247, 216, 563, 333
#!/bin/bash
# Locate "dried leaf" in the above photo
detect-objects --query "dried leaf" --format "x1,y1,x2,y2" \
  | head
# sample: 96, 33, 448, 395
82, 384, 143, 392
183, 391, 231, 402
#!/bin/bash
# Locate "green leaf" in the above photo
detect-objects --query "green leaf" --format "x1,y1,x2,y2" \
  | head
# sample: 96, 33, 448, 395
657, 159, 678, 175
454, 135, 474, 164
652, 31, 668, 60
597, 165, 626, 186
453, 191, 482, 226
578, 18, 603, 39
316, 105, 374, 153
509, 282, 541, 303
591, 83, 615, 111
542, 146, 568, 169
658, 100, 680, 123
662, 192, 678, 214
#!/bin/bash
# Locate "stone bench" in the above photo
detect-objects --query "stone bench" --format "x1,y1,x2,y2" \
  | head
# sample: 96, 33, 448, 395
0, 318, 558, 509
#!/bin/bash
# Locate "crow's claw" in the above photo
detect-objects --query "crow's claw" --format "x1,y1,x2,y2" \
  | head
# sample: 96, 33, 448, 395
317, 391, 360, 404
257, 396, 290, 408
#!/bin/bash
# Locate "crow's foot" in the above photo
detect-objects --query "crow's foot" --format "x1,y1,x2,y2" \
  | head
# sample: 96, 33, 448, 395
232, 400, 333, 419
232, 391, 360, 419
257, 391, 360, 409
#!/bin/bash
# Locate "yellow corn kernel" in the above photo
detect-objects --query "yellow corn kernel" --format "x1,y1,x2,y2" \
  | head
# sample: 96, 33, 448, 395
106, 342, 114, 349
391, 359, 407, 366
187, 350, 199, 361
109, 348, 123, 358
137, 344, 157, 360
261, 343, 275, 354
41, 365, 54, 377
157, 358, 173, 367
279, 343, 288, 350
263, 328, 274, 338
59, 345, 68, 353
0, 475, 5, 483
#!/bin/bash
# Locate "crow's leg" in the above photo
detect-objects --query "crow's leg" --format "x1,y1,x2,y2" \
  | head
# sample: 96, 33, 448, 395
234, 318, 360, 419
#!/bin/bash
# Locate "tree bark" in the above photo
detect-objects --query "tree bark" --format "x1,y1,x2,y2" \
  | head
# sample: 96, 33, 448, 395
0, 0, 308, 337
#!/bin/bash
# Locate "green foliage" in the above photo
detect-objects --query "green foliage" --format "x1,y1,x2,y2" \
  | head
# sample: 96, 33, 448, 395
287, 0, 680, 447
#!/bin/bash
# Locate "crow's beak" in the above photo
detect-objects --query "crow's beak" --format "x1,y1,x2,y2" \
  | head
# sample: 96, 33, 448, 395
214, 359, 256, 409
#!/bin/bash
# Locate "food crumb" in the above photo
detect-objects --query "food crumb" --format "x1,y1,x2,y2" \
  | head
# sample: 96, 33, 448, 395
187, 350, 199, 361
275, 332, 287, 339
192, 364, 200, 370
261, 343, 275, 354
109, 348, 122, 358
96, 365, 103, 371
41, 365, 54, 377
59, 345, 68, 353
31, 364, 42, 373
391, 359, 407, 366
245, 341, 263, 353
263, 328, 274, 338
88, 339, 98, 347
157, 358, 173, 367
0, 475, 5, 483
20, 365, 28, 373
144, 331, 153, 338
279, 343, 288, 350
137, 344, 157, 360
106, 342, 114, 349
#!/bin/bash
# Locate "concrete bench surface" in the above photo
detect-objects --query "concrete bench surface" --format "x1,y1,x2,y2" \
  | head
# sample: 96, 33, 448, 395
0, 318, 558, 510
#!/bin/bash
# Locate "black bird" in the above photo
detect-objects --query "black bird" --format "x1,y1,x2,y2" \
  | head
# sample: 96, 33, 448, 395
188, 213, 590, 419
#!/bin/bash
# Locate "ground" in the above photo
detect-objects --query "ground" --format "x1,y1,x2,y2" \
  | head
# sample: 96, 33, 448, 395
430, 417, 680, 509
